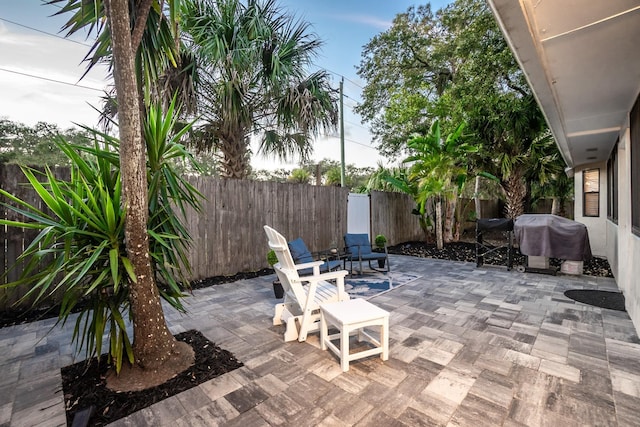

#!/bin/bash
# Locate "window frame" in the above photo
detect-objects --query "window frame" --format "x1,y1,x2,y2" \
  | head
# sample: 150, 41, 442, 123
632, 92, 640, 236
607, 140, 618, 224
583, 168, 600, 218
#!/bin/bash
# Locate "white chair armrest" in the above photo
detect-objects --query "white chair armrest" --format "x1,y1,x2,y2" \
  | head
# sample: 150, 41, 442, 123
306, 269, 348, 281
294, 260, 324, 270
302, 269, 349, 300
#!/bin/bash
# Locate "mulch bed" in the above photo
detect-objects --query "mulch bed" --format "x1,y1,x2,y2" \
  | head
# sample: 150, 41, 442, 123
387, 240, 614, 278
62, 329, 243, 426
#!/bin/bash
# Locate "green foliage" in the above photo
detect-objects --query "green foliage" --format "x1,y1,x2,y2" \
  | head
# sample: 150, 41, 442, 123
324, 166, 342, 186
266, 250, 278, 267
48, 0, 188, 117
374, 234, 387, 248
0, 120, 93, 166
298, 158, 374, 190
181, 0, 338, 178
356, 0, 569, 216
288, 168, 311, 184
0, 101, 202, 373
251, 168, 291, 182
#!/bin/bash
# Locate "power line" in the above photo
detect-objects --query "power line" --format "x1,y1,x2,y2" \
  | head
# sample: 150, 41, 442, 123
345, 137, 376, 149
0, 17, 94, 47
343, 93, 360, 103
345, 120, 369, 131
0, 68, 104, 92
323, 133, 376, 150
320, 67, 364, 90
2, 14, 369, 105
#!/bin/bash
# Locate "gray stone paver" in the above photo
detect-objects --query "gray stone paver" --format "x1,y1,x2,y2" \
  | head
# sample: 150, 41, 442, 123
2, 255, 640, 426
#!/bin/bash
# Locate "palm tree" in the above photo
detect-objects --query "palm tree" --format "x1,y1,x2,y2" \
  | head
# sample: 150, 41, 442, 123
383, 167, 435, 242
47, 0, 198, 389
181, 0, 338, 178
469, 94, 556, 219
402, 120, 477, 249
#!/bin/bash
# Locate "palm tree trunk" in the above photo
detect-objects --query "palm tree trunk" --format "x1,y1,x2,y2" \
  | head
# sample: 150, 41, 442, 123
107, 0, 193, 390
219, 133, 250, 179
504, 167, 527, 219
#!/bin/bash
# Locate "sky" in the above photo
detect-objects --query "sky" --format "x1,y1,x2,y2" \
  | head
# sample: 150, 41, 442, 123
0, 0, 451, 172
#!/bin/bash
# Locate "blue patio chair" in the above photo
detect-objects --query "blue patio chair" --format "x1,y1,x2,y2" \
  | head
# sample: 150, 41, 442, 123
288, 237, 342, 276
343, 233, 390, 275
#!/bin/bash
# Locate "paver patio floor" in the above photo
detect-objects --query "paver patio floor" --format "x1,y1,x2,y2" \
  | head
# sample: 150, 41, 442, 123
1, 255, 640, 426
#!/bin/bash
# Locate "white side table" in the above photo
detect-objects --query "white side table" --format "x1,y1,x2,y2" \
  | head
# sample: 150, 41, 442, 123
320, 298, 389, 372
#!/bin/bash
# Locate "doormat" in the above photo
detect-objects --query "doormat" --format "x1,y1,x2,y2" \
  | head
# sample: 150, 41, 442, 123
345, 271, 421, 299
564, 289, 626, 311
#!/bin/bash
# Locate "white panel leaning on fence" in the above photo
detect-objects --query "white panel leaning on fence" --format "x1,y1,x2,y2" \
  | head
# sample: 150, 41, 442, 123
264, 225, 351, 342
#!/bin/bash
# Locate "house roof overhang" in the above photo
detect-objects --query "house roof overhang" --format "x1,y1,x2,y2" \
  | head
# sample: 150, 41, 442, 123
487, 0, 640, 170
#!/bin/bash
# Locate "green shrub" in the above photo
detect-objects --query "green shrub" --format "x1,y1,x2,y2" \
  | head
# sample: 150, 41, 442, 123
0, 99, 202, 372
266, 249, 278, 267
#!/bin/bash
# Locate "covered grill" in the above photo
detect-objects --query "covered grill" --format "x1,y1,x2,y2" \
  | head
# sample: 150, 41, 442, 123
514, 214, 592, 262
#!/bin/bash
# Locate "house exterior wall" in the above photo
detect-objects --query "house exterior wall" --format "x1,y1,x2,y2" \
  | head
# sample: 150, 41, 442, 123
608, 126, 640, 332
573, 162, 608, 257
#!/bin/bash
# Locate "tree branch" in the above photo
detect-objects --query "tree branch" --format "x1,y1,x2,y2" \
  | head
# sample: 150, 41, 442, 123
131, 0, 154, 54
502, 73, 528, 98
406, 42, 432, 69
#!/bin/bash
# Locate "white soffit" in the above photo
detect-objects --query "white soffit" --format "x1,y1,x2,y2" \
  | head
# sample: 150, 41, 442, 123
488, 0, 640, 169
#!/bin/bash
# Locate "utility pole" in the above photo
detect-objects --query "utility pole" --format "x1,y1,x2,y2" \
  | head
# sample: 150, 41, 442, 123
340, 77, 346, 187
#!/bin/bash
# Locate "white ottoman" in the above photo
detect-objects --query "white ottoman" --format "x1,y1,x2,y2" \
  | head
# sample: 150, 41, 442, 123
320, 298, 389, 372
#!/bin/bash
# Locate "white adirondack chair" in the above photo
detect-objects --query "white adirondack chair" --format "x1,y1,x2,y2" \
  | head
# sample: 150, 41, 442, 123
264, 225, 350, 342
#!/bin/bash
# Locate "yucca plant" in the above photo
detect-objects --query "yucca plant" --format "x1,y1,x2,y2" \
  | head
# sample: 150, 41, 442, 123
0, 100, 202, 372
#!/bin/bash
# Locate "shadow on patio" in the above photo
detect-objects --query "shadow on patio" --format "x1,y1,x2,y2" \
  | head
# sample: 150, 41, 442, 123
2, 255, 639, 426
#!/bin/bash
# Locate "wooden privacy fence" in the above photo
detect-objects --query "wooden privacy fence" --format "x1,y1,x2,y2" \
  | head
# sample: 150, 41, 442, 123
0, 161, 570, 311
182, 177, 351, 280
0, 165, 423, 311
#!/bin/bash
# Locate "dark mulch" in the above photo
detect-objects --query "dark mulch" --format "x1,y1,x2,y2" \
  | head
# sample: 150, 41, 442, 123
387, 240, 614, 278
62, 329, 243, 426
189, 268, 273, 290
564, 290, 626, 311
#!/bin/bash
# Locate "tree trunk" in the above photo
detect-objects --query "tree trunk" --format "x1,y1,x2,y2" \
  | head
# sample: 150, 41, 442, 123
557, 198, 567, 218
443, 189, 457, 243
551, 197, 559, 215
474, 175, 482, 219
106, 0, 193, 391
219, 133, 250, 179
504, 167, 527, 219
435, 197, 443, 250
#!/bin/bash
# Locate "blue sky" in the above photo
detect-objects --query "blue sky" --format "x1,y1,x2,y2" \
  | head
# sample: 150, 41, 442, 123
0, 0, 451, 170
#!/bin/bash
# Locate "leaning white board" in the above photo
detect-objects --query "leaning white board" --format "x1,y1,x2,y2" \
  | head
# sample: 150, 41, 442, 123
347, 193, 370, 237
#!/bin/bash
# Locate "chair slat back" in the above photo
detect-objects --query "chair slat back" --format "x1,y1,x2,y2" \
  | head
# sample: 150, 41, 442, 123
264, 225, 307, 306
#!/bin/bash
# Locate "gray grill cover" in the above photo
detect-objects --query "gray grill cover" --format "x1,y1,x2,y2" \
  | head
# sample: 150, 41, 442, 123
514, 214, 592, 261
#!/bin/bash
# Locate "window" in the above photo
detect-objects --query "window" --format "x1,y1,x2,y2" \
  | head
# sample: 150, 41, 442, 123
632, 93, 640, 236
607, 140, 618, 224
583, 169, 600, 217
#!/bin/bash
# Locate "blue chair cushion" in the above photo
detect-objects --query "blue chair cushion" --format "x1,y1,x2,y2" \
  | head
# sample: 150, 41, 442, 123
288, 238, 314, 264
289, 237, 343, 275
344, 233, 373, 257
358, 252, 387, 261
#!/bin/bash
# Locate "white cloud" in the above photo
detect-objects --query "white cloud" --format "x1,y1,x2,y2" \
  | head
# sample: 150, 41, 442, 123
332, 14, 392, 30
0, 27, 108, 128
